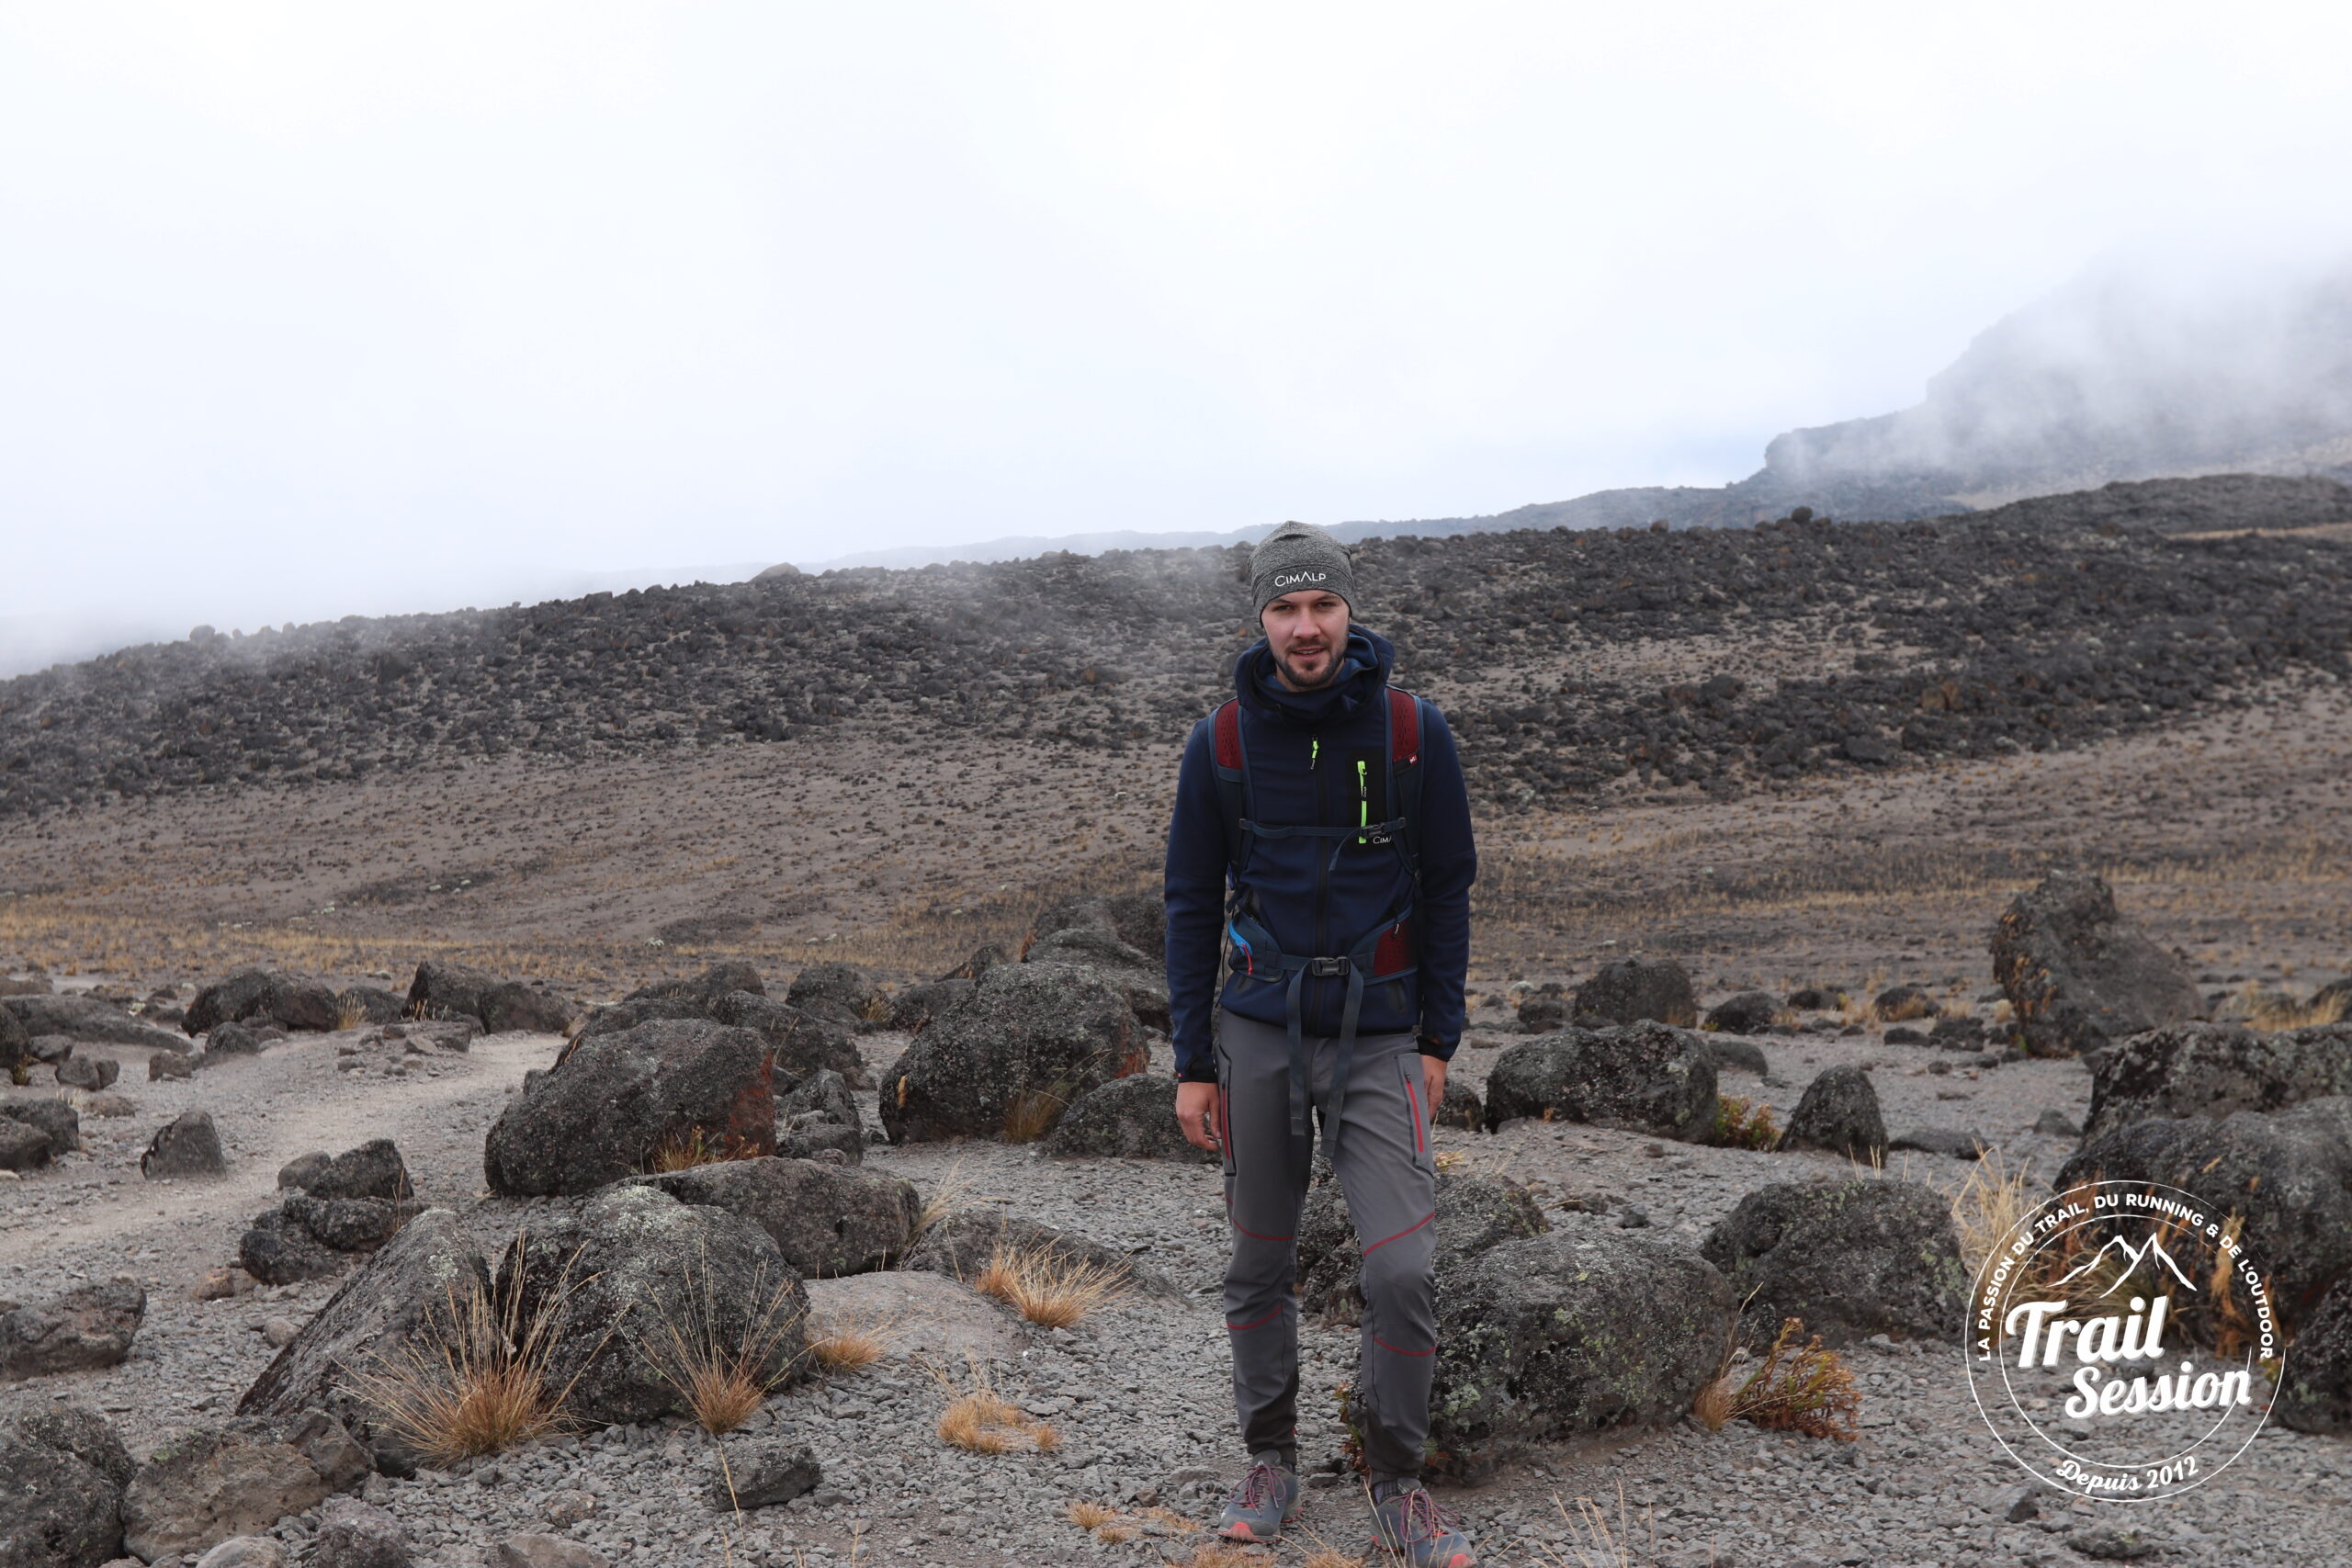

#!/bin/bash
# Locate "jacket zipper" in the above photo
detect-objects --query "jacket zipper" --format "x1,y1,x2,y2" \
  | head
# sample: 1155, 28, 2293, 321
1311, 730, 1329, 1017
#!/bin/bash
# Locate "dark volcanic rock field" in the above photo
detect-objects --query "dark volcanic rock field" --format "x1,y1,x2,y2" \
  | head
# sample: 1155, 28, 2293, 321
4, 475, 2347, 820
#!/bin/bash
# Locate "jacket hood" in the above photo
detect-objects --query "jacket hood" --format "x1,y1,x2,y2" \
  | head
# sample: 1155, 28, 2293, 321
1233, 626, 1393, 728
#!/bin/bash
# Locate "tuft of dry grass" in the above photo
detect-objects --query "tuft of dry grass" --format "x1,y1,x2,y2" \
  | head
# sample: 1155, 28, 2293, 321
1065, 1501, 1118, 1530
334, 989, 376, 1030
1707, 1094, 1780, 1151
1136, 1506, 1200, 1535
644, 1125, 764, 1174
1180, 1545, 1257, 1568
1297, 1536, 1368, 1568
1530, 1485, 1655, 1568
912, 1159, 978, 1245
1722, 1317, 1860, 1441
974, 1241, 1128, 1330
926, 1356, 1058, 1455
344, 1237, 594, 1465
1001, 1086, 1069, 1144
1432, 1149, 1467, 1173
2246, 987, 2351, 1030
1949, 1148, 2041, 1279
807, 1309, 894, 1375
634, 1243, 804, 1434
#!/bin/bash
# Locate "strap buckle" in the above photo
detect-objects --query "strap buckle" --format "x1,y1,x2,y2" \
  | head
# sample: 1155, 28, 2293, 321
1307, 956, 1351, 977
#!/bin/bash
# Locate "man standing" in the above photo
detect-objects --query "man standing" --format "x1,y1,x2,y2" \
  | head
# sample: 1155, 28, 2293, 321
1164, 521, 1479, 1567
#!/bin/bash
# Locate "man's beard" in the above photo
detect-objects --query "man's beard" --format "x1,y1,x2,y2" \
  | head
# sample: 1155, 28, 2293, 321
1273, 635, 1346, 691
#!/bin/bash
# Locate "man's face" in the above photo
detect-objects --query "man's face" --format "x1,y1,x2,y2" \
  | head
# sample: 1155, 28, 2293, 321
1261, 590, 1352, 691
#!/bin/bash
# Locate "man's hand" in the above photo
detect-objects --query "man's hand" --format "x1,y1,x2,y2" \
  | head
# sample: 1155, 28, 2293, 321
1176, 1080, 1222, 1153
1420, 1053, 1448, 1122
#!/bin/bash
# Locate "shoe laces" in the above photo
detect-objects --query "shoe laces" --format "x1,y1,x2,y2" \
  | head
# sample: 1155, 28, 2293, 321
1231, 1461, 1283, 1510
1393, 1486, 1459, 1543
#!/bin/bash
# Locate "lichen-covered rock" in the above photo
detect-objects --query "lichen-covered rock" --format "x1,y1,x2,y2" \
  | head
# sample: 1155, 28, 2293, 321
311, 1495, 413, 1568
1776, 1066, 1887, 1161
568, 989, 864, 1090
142, 1111, 228, 1179
1515, 993, 1569, 1034
776, 1068, 865, 1163
0, 1119, 55, 1171
1701, 1179, 1968, 1348
784, 963, 881, 1024
403, 962, 577, 1034
1428, 1230, 1734, 1480
278, 1141, 413, 1201
878, 963, 1144, 1144
1045, 1074, 1209, 1162
707, 1435, 822, 1509
1433, 1076, 1482, 1131
483, 1018, 775, 1196
0, 1277, 146, 1380
1704, 991, 1783, 1033
495, 1184, 806, 1426
1992, 871, 2201, 1057
2083, 1021, 2352, 1139
888, 978, 972, 1034
2277, 1270, 2352, 1434
2058, 1095, 2352, 1330
1481, 1024, 1718, 1142
1572, 957, 1698, 1027
238, 1210, 492, 1469
0, 1404, 133, 1568
635, 1156, 918, 1278
1296, 1173, 1549, 1322
120, 1421, 345, 1562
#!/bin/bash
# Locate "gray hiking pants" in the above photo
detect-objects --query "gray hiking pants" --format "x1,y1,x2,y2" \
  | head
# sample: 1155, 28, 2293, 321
1213, 1006, 1438, 1480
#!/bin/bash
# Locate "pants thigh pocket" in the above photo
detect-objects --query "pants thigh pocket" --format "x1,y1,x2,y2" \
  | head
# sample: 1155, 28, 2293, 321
1215, 1041, 1238, 1178
1393, 1051, 1436, 1174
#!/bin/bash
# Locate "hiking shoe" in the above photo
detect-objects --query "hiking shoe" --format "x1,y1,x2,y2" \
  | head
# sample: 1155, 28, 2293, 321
1214, 1457, 1300, 1542
1371, 1478, 1477, 1568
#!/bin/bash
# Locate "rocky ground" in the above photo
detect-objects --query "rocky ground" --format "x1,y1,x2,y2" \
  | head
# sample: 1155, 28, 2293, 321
4, 984, 2348, 1568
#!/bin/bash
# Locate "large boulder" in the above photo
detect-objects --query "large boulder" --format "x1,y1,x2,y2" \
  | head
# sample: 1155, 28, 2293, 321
1703, 991, 1784, 1034
0, 1003, 28, 1078
775, 1068, 865, 1163
2083, 1022, 2352, 1139
142, 1111, 228, 1179
1022, 942, 1170, 1035
900, 1212, 1173, 1296
238, 1211, 491, 1469
1572, 957, 1698, 1027
495, 1184, 808, 1427
1480, 1024, 1718, 1142
1024, 896, 1170, 1032
2, 995, 188, 1051
1296, 1173, 1549, 1322
0, 1404, 133, 1568
1029, 894, 1165, 963
483, 1018, 776, 1196
784, 964, 881, 1024
1428, 1230, 1735, 1480
1, 1099, 82, 1161
568, 990, 864, 1089
0, 1277, 146, 1380
120, 1418, 361, 1563
0, 1120, 52, 1171
278, 1141, 413, 1201
2058, 1095, 2352, 1330
888, 978, 972, 1035
1991, 871, 2201, 1057
635, 1156, 918, 1278
240, 1194, 425, 1286
55, 1055, 119, 1091
627, 962, 766, 1006
1776, 1066, 1888, 1161
2277, 1271, 2352, 1435
1702, 1179, 1967, 1348
404, 962, 577, 1034
1045, 1073, 1211, 1162
185, 969, 340, 1035
878, 963, 1145, 1144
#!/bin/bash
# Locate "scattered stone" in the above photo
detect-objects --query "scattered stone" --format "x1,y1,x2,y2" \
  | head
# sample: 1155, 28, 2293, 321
485, 1537, 610, 1568
121, 1423, 340, 1562
311, 1495, 413, 1568
901, 1212, 1173, 1296
151, 1049, 196, 1081
1871, 984, 1934, 1021
2277, 1270, 2352, 1434
2066, 1525, 2163, 1561
1481, 1023, 1718, 1142
192, 1266, 259, 1302
878, 962, 1145, 1144
709, 1435, 822, 1509
569, 987, 864, 1089
241, 1190, 424, 1286
1776, 1066, 1887, 1161
785, 962, 882, 1024
1045, 1072, 1210, 1162
1515, 992, 1570, 1034
403, 961, 578, 1034
1886, 1127, 1987, 1159
278, 1140, 414, 1201
2, 994, 189, 1051
197, 1022, 266, 1065
484, 1018, 776, 1196
193, 1538, 287, 1568
1702, 1179, 1973, 1348
1296, 1173, 1549, 1322
0, 1097, 79, 1161
2058, 1095, 2352, 1330
1433, 1075, 1483, 1130
1695, 1036, 1770, 1077
1428, 1229, 1735, 1481
637, 1156, 919, 1277
2082, 1021, 2352, 1138
56, 1054, 120, 1089
1704, 991, 1783, 1033
2033, 1109, 2082, 1137
1571, 957, 1698, 1027
542, 1490, 596, 1527
0, 1404, 133, 1568
1785, 987, 1842, 1011
1992, 870, 2201, 1057
0, 1276, 146, 1379
804, 1270, 1019, 1365
887, 977, 972, 1034
776, 1068, 865, 1163
0, 1120, 51, 1172
496, 1183, 808, 1425
1928, 1016, 1985, 1050
1882, 1025, 1927, 1045
142, 1111, 228, 1179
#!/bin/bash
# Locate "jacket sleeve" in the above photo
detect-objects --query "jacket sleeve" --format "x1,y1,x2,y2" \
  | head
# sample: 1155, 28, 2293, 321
1163, 717, 1229, 1080
1411, 704, 1476, 1056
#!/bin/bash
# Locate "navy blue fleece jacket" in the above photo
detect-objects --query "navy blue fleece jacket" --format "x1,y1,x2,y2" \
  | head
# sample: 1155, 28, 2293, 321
1163, 627, 1476, 1081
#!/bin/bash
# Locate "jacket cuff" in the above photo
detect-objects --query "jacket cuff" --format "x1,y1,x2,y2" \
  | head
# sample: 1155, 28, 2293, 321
1416, 1034, 1458, 1062
1175, 1060, 1221, 1084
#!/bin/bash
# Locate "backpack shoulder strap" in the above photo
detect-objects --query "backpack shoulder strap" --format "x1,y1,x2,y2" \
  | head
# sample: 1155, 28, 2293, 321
1385, 687, 1426, 881
1210, 699, 1250, 874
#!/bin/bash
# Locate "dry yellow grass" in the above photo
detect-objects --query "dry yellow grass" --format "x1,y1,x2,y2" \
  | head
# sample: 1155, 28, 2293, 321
1136, 1506, 1200, 1535
1707, 1094, 1780, 1151
1064, 1501, 1118, 1530
344, 1238, 592, 1464
2247, 987, 2350, 1030
644, 1126, 764, 1174
1725, 1317, 1860, 1441
974, 1241, 1128, 1330
634, 1246, 804, 1434
1530, 1485, 1654, 1568
1949, 1148, 2041, 1279
1001, 1087, 1069, 1144
807, 1310, 893, 1374
912, 1160, 978, 1245
926, 1357, 1058, 1455
1179, 1545, 1256, 1568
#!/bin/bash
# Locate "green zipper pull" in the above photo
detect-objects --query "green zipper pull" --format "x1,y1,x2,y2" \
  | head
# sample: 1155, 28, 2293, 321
1310, 735, 1319, 769
1356, 759, 1369, 841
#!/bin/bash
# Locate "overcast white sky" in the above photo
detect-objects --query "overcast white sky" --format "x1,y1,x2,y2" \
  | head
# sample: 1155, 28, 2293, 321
6, 4, 2352, 670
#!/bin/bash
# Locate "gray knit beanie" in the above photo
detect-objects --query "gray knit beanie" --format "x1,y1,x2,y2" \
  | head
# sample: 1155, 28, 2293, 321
1250, 520, 1356, 618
